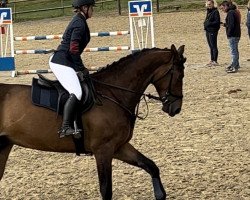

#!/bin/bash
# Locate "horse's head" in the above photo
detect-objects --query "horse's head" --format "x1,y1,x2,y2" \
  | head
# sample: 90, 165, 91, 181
152, 45, 186, 117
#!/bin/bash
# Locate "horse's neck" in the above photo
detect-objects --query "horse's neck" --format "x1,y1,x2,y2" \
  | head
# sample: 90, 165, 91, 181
94, 50, 171, 108
98, 51, 167, 90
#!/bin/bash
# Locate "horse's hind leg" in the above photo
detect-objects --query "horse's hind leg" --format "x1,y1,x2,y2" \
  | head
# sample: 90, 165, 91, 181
0, 136, 13, 181
114, 143, 166, 200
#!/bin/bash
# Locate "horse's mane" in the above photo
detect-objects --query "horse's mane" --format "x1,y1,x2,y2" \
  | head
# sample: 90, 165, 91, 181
93, 47, 171, 75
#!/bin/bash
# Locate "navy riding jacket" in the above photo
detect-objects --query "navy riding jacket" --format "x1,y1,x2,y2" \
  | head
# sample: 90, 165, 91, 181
51, 13, 90, 72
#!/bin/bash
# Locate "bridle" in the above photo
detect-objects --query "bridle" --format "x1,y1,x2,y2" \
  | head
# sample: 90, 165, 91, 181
152, 63, 183, 107
90, 58, 183, 119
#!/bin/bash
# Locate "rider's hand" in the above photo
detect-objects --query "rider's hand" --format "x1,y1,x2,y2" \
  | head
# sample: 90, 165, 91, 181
81, 68, 89, 77
77, 68, 89, 81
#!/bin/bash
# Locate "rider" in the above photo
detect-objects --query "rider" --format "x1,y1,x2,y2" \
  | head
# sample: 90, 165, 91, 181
49, 0, 95, 138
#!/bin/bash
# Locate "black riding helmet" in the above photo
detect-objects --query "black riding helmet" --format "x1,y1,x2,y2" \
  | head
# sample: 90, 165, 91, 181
72, 0, 95, 8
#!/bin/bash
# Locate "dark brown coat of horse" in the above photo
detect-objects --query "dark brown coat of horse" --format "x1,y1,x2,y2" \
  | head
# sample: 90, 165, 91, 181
0, 45, 186, 200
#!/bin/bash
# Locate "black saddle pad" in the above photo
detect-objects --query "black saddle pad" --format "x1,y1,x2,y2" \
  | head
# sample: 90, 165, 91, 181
31, 78, 62, 112
31, 78, 94, 114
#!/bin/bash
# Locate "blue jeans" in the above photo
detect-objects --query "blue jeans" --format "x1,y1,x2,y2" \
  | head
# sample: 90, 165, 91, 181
228, 37, 240, 68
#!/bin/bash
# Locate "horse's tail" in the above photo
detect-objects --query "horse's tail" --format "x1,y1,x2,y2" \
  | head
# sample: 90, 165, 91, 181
0, 136, 10, 151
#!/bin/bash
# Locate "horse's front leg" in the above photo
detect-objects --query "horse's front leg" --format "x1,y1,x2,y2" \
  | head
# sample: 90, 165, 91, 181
0, 138, 13, 181
114, 143, 166, 200
94, 146, 114, 200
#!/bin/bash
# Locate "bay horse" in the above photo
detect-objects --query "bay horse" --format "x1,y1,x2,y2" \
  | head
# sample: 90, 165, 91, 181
0, 45, 186, 200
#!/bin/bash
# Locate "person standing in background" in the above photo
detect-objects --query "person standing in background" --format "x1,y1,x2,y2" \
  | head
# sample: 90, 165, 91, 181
247, 1, 250, 40
247, 1, 250, 61
204, 0, 221, 67
220, 1, 241, 73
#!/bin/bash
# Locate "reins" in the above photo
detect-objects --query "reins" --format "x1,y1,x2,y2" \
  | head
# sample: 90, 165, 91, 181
91, 78, 161, 100
91, 78, 161, 120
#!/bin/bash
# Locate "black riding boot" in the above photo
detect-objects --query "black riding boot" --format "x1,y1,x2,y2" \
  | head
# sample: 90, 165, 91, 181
58, 94, 78, 138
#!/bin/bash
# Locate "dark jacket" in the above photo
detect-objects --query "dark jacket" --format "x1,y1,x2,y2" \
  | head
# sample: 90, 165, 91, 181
51, 13, 90, 72
247, 8, 250, 28
204, 7, 221, 32
225, 5, 241, 38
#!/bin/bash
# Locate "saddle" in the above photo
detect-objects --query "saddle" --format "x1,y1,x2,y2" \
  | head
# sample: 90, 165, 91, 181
31, 73, 97, 156
32, 74, 94, 114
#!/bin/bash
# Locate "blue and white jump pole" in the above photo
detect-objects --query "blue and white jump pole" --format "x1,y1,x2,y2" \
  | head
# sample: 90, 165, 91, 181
14, 31, 130, 41
1, 1, 155, 77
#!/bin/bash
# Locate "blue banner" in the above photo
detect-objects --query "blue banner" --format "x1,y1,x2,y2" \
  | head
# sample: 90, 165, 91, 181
128, 1, 152, 17
0, 8, 12, 24
0, 57, 15, 71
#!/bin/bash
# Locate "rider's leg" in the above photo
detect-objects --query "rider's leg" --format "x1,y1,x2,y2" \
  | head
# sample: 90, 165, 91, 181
59, 93, 79, 137
49, 59, 82, 138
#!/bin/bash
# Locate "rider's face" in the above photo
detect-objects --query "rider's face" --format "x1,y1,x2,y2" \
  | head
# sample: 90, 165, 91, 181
82, 5, 93, 18
88, 5, 94, 18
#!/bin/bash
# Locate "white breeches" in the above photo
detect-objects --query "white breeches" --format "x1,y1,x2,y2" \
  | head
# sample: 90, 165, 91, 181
49, 56, 82, 101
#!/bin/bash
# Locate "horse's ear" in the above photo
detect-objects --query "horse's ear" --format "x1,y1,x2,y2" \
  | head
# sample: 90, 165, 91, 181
171, 44, 177, 53
177, 45, 185, 55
